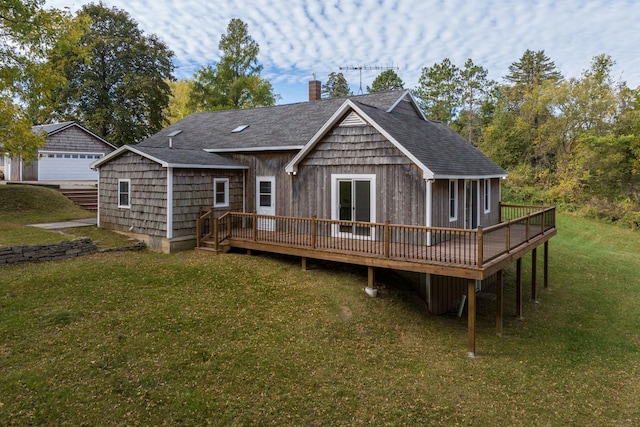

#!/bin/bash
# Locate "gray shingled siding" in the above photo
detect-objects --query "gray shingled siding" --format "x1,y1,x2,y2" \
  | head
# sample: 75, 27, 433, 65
431, 178, 501, 229
172, 169, 244, 238
44, 126, 114, 153
99, 152, 167, 237
293, 124, 426, 225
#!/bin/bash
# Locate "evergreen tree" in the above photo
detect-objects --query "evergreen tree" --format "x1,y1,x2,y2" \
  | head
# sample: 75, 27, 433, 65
188, 18, 277, 111
322, 72, 351, 98
367, 70, 404, 93
414, 58, 461, 123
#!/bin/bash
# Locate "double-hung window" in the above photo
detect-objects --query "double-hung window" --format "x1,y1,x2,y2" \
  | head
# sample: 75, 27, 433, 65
118, 179, 131, 208
214, 178, 229, 208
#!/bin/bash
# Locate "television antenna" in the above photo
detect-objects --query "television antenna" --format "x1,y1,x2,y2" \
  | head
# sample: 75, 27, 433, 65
339, 65, 399, 94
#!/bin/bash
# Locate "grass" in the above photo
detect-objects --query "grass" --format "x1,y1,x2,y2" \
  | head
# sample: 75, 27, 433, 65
1, 187, 640, 425
0, 184, 134, 248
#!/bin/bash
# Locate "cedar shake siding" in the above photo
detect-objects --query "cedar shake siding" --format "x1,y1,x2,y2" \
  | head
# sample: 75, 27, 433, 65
99, 152, 167, 239
43, 125, 112, 152
293, 123, 426, 225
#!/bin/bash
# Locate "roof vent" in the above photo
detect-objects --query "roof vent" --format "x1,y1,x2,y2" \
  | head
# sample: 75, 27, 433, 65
232, 125, 249, 133
167, 130, 182, 148
339, 112, 366, 126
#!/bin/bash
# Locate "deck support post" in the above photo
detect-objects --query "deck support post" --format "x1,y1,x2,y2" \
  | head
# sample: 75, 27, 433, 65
496, 270, 504, 337
467, 279, 476, 357
531, 247, 538, 303
367, 267, 375, 288
516, 258, 523, 319
301, 257, 307, 271
544, 241, 549, 289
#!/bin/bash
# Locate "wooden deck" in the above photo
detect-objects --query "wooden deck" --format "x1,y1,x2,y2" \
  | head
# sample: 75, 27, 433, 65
198, 205, 556, 281
196, 204, 556, 357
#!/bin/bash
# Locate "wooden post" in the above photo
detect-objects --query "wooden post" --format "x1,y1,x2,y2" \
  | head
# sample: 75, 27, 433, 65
213, 216, 219, 252
367, 266, 375, 288
227, 213, 232, 238
467, 279, 476, 357
526, 213, 531, 241
384, 221, 390, 258
496, 270, 504, 337
506, 220, 511, 253
477, 226, 484, 268
311, 216, 317, 249
301, 257, 307, 271
516, 258, 523, 319
544, 241, 549, 289
252, 212, 257, 241
531, 247, 538, 303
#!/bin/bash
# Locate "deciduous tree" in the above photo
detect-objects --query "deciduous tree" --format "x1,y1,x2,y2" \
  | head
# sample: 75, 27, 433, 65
50, 2, 175, 146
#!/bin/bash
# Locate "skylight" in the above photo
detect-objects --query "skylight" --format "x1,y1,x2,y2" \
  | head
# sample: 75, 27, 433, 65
231, 125, 249, 133
167, 130, 183, 137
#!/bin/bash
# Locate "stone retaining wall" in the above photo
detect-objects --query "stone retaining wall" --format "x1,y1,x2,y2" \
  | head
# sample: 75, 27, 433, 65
0, 238, 97, 265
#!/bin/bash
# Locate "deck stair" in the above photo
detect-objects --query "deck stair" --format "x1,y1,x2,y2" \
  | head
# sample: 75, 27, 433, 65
58, 188, 98, 212
197, 236, 230, 253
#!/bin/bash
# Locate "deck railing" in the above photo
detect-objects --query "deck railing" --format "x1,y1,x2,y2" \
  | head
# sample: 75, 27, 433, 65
198, 204, 556, 269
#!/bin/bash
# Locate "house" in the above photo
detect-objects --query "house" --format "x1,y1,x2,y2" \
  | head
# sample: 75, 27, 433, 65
93, 84, 507, 252
93, 82, 557, 354
1, 121, 116, 182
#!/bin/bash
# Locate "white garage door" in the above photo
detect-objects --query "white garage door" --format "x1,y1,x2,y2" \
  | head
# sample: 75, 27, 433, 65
38, 152, 103, 181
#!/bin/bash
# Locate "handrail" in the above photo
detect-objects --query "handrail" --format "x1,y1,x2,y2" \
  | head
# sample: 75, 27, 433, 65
198, 205, 556, 268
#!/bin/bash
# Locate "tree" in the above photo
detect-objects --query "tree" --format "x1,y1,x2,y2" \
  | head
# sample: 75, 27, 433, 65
322, 72, 351, 98
50, 2, 175, 146
414, 58, 461, 123
165, 79, 193, 124
505, 49, 562, 90
456, 59, 494, 145
367, 70, 404, 93
188, 18, 277, 111
0, 0, 66, 159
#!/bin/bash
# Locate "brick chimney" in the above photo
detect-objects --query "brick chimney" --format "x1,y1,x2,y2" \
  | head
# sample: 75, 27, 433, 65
309, 80, 321, 101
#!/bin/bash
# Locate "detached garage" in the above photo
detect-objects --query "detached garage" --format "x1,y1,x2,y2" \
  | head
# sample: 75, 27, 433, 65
2, 122, 116, 182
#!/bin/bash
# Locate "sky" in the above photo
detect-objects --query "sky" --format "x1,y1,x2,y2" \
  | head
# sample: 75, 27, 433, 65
44, 0, 640, 105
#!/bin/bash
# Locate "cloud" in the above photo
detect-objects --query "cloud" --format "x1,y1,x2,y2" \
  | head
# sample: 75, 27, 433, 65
46, 0, 640, 103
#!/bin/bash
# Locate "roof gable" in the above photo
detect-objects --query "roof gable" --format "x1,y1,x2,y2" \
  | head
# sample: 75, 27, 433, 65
32, 121, 117, 150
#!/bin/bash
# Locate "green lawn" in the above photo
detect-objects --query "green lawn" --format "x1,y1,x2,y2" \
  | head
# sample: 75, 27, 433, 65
1, 187, 640, 425
0, 185, 133, 248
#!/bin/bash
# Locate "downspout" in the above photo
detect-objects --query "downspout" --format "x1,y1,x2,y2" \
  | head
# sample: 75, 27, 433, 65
426, 179, 433, 246
242, 169, 246, 213
167, 167, 173, 239
96, 169, 101, 227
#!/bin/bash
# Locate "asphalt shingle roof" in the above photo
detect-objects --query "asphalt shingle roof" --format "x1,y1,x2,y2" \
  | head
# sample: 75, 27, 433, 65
99, 90, 505, 178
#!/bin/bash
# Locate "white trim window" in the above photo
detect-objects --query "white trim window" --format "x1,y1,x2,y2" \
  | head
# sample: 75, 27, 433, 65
214, 178, 229, 208
483, 178, 491, 213
449, 179, 458, 221
118, 179, 131, 208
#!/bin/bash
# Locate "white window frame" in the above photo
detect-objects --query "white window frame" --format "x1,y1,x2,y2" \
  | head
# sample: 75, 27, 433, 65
118, 179, 131, 209
331, 174, 376, 239
483, 178, 491, 213
449, 179, 458, 222
214, 178, 229, 208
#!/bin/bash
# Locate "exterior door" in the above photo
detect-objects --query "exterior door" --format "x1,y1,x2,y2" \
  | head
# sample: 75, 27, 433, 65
256, 176, 275, 231
465, 180, 479, 229
337, 178, 372, 237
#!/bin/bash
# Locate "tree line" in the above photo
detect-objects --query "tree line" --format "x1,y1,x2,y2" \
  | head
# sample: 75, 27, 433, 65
2, 1, 638, 227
